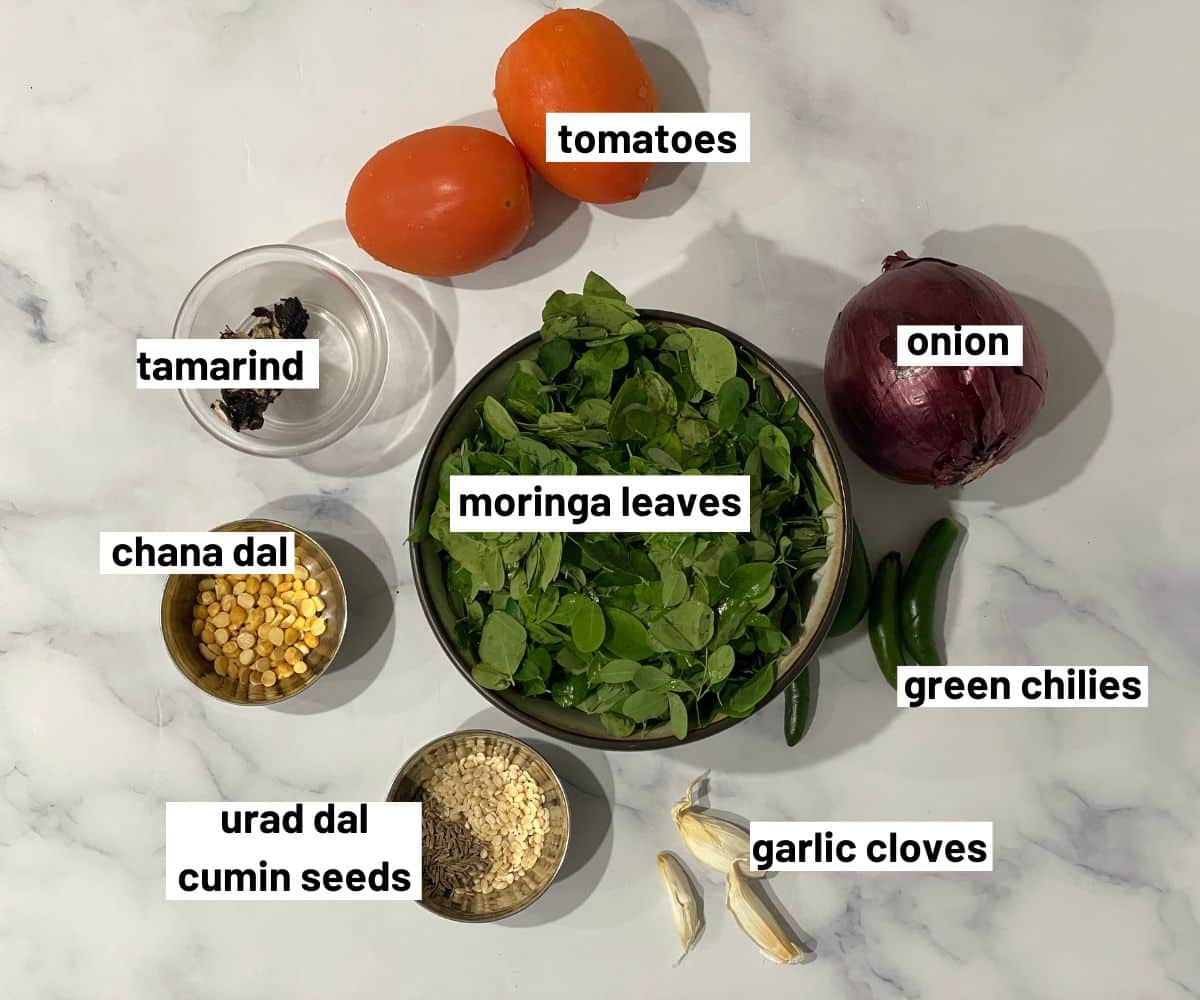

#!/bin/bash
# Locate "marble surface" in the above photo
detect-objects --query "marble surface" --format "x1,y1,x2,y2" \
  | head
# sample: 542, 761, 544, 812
2, 0, 1197, 996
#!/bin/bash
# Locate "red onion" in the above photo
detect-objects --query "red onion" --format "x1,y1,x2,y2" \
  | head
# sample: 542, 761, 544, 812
823, 251, 1047, 487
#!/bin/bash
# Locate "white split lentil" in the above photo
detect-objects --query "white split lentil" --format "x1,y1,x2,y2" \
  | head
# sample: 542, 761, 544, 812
423, 751, 550, 896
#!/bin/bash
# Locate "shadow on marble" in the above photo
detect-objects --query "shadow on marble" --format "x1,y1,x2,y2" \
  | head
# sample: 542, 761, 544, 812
921, 226, 1114, 508
453, 705, 615, 926
596, 0, 710, 219
247, 495, 396, 714
433, 109, 592, 291
286, 219, 458, 477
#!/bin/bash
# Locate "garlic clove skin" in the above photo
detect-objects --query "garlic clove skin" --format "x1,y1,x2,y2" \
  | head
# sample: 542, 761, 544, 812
725, 859, 807, 965
672, 774, 764, 877
657, 852, 702, 965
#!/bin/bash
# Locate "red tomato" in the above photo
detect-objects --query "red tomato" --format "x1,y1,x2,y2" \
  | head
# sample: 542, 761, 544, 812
495, 10, 659, 204
346, 126, 533, 277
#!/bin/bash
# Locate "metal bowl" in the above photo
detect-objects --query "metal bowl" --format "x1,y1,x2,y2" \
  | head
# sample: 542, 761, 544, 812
160, 518, 347, 705
409, 310, 853, 750
387, 730, 570, 922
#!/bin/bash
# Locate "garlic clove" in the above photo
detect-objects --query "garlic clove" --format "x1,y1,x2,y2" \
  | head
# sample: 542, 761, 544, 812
725, 859, 807, 965
657, 852, 702, 965
671, 774, 763, 877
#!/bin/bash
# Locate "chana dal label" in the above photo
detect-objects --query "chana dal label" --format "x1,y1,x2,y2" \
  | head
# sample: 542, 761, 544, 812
99, 531, 293, 574
165, 802, 421, 900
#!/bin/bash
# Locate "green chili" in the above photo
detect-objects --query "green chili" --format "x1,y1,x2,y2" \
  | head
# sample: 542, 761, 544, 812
783, 669, 811, 746
828, 521, 869, 636
869, 552, 904, 688
900, 518, 961, 666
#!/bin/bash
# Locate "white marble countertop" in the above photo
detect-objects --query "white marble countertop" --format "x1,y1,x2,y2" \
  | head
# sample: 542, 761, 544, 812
3, 1, 1197, 997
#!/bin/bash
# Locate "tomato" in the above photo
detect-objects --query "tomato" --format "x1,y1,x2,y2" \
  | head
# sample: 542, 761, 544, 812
346, 126, 532, 277
495, 10, 659, 204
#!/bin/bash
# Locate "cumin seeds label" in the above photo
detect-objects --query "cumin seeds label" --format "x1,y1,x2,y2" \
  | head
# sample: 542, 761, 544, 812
449, 475, 750, 533
165, 802, 421, 900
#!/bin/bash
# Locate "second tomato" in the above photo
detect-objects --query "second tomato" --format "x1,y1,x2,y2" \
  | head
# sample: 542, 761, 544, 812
495, 10, 659, 204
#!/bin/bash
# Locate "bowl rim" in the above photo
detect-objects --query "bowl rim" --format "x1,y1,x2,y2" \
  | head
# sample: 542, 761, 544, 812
160, 517, 348, 707
408, 309, 853, 751
385, 728, 572, 923
173, 243, 390, 459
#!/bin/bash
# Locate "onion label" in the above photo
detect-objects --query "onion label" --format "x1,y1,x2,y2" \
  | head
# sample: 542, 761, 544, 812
896, 325, 1023, 366
546, 113, 750, 163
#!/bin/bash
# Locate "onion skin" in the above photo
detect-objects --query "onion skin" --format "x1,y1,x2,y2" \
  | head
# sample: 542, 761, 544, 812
823, 251, 1048, 487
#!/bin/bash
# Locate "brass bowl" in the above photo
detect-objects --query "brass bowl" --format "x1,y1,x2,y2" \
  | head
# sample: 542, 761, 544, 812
387, 730, 570, 922
160, 518, 347, 705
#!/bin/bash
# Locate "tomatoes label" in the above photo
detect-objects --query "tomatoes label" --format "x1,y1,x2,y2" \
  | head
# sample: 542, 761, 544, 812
545, 113, 751, 163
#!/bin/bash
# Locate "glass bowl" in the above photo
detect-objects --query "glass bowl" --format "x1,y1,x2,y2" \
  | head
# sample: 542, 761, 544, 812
387, 730, 570, 922
173, 245, 389, 457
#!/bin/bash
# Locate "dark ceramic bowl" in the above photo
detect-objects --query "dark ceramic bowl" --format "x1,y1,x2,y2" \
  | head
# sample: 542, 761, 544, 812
410, 310, 852, 750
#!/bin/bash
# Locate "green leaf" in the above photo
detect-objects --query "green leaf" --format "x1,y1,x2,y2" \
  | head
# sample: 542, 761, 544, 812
604, 606, 655, 660
633, 664, 671, 691
482, 396, 519, 441
598, 659, 640, 683
538, 338, 573, 379
686, 327, 738, 393
601, 713, 635, 738
717, 376, 750, 432
538, 534, 563, 590
644, 447, 683, 473
478, 611, 526, 674
727, 664, 775, 715
622, 689, 669, 723
570, 599, 606, 653
473, 663, 513, 691
649, 600, 715, 652
758, 424, 791, 478
808, 460, 835, 510
667, 691, 688, 740
660, 565, 688, 608
515, 647, 552, 682
726, 562, 776, 602
706, 645, 736, 684
552, 674, 590, 708
583, 272, 627, 301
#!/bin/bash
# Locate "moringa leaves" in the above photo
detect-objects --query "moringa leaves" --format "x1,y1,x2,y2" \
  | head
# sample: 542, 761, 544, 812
422, 273, 838, 738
